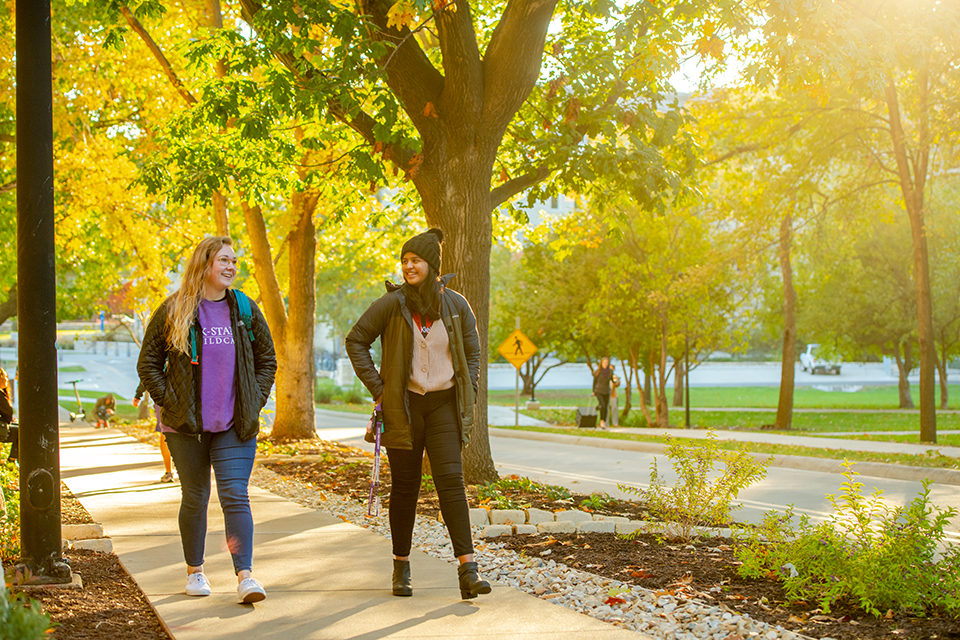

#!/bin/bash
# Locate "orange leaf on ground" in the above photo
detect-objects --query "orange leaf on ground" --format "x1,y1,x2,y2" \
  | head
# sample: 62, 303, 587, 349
604, 596, 626, 605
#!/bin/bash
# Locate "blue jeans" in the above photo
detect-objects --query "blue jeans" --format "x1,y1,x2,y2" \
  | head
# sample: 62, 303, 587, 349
165, 428, 257, 574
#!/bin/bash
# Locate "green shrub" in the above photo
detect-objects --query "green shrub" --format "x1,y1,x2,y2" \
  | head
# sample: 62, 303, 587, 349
315, 378, 337, 404
339, 382, 369, 405
580, 493, 612, 510
0, 459, 19, 561
475, 482, 528, 510
420, 475, 436, 493
620, 431, 772, 541
736, 462, 960, 616
0, 582, 53, 640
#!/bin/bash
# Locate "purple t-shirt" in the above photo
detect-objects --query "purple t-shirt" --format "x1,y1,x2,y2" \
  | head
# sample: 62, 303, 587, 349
198, 297, 236, 432
158, 297, 237, 434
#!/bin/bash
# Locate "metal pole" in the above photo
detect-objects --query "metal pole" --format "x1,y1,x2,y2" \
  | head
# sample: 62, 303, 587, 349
16, 0, 70, 583
514, 317, 520, 429
684, 334, 691, 429
515, 366, 519, 429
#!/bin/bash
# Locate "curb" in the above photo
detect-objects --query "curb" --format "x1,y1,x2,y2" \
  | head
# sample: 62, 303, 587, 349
488, 427, 960, 487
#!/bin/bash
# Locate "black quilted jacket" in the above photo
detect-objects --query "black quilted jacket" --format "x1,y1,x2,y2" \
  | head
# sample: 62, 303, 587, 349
345, 274, 480, 449
137, 290, 277, 442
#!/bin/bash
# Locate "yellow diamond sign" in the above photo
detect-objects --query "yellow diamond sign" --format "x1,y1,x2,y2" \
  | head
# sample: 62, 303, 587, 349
498, 329, 538, 369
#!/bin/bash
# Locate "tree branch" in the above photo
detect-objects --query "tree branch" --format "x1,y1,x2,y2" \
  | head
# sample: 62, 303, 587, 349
0, 180, 15, 195
360, 0, 445, 133
490, 165, 550, 208
435, 1, 483, 122
0, 134, 13, 144
481, 0, 559, 137
120, 6, 197, 105
239, 0, 419, 171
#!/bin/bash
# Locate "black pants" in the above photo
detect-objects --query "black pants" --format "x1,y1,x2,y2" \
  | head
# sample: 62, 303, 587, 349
596, 393, 610, 423
386, 388, 473, 558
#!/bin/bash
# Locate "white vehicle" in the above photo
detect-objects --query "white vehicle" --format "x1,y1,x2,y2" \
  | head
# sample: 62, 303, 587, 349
800, 344, 841, 375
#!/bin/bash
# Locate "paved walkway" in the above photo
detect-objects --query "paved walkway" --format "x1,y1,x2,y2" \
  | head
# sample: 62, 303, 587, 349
58, 422, 642, 640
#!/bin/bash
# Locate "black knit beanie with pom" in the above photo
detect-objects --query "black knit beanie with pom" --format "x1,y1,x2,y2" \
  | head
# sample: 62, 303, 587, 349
401, 228, 444, 275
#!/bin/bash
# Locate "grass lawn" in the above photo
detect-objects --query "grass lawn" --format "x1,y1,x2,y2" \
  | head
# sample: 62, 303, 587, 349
495, 425, 960, 470
808, 432, 960, 447
490, 385, 960, 410
58, 388, 127, 400
60, 401, 140, 422
57, 365, 86, 373
315, 397, 960, 445
315, 403, 372, 415
519, 407, 960, 433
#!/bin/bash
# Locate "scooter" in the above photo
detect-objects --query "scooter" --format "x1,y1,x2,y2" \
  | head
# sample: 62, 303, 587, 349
66, 379, 86, 422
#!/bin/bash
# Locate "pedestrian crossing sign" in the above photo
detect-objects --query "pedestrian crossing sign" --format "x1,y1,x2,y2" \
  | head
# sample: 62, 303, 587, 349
498, 329, 538, 369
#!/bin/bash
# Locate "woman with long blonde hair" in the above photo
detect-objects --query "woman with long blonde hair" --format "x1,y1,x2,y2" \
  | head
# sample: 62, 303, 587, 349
137, 236, 277, 604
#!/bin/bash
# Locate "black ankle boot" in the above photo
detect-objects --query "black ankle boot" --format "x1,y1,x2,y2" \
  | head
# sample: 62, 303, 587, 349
457, 562, 491, 600
392, 559, 412, 597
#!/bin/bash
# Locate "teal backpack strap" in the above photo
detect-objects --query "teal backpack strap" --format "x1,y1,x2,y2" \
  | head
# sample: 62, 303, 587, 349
234, 290, 256, 343
189, 326, 199, 365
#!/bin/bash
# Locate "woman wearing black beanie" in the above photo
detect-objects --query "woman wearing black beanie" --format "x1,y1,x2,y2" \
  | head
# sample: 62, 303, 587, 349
345, 228, 489, 600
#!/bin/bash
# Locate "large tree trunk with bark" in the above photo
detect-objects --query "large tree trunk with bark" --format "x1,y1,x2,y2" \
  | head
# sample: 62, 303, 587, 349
775, 213, 796, 430
241, 197, 318, 441
894, 343, 915, 409
355, 0, 558, 484
886, 75, 935, 441
416, 142, 497, 483
272, 192, 317, 440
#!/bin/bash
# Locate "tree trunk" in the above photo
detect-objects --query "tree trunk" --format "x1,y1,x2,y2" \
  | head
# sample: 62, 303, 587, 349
886, 76, 935, 441
620, 347, 637, 420
936, 356, 948, 410
894, 344, 915, 409
0, 284, 16, 327
655, 328, 670, 428
416, 143, 497, 484
775, 213, 796, 430
636, 346, 655, 428
241, 196, 318, 441
672, 357, 685, 407
271, 191, 318, 440
643, 369, 652, 405
520, 359, 533, 396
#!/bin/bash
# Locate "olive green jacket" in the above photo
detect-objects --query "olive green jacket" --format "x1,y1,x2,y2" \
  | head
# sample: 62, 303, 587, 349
345, 275, 479, 449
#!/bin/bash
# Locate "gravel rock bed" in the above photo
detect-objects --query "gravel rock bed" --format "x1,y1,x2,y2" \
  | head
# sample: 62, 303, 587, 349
251, 466, 812, 640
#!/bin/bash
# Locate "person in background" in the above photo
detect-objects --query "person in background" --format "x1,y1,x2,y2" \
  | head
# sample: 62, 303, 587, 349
346, 227, 489, 601
0, 367, 17, 460
0, 367, 13, 422
94, 393, 116, 428
134, 382, 174, 483
592, 357, 615, 429
137, 236, 276, 605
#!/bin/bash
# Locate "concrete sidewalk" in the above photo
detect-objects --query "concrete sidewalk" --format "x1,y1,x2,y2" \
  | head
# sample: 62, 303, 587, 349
58, 422, 641, 640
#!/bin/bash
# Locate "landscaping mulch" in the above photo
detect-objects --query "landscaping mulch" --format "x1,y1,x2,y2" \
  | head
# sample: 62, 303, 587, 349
20, 426, 960, 640
261, 444, 960, 640
501, 532, 960, 640
4, 480, 171, 640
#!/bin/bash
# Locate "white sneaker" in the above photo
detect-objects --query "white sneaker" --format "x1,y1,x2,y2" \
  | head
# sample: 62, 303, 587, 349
185, 572, 211, 597
237, 577, 266, 604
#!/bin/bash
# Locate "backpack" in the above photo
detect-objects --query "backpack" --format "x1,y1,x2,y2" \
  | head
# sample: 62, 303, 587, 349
189, 290, 255, 365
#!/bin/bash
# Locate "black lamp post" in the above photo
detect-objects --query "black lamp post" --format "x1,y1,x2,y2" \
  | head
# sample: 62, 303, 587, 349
16, 0, 71, 583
